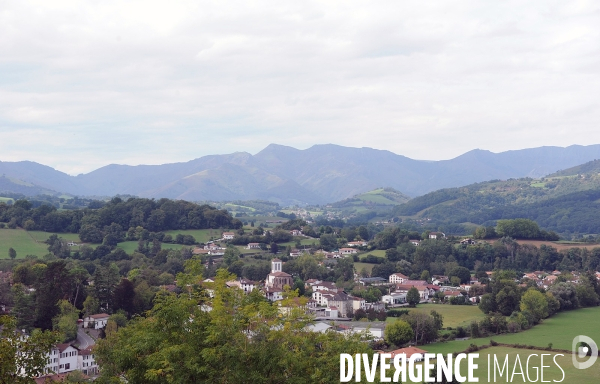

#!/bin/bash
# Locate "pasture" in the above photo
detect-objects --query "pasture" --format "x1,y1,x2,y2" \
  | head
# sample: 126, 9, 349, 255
116, 241, 187, 254
455, 347, 597, 384
391, 303, 486, 329
0, 228, 50, 258
424, 306, 600, 355
353, 262, 375, 274
163, 229, 219, 243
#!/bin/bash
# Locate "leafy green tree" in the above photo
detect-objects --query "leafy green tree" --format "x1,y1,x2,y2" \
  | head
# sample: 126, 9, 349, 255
420, 270, 431, 282
549, 282, 579, 311
0, 315, 60, 383
83, 294, 100, 318
223, 246, 241, 265
406, 287, 420, 307
384, 319, 414, 346
448, 266, 471, 284
576, 282, 599, 307
545, 292, 560, 316
520, 288, 549, 323
10, 284, 36, 331
430, 310, 444, 330
496, 286, 520, 316
478, 293, 496, 314
94, 268, 373, 383
8, 248, 16, 260
52, 300, 78, 342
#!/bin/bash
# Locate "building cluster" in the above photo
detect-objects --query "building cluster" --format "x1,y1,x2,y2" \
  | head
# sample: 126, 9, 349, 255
41, 343, 98, 378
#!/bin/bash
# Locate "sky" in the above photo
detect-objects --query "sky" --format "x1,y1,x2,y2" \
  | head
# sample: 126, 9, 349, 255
1, 1, 600, 175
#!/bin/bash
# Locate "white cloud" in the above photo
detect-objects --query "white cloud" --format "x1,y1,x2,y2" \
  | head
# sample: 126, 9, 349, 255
0, 0, 599, 174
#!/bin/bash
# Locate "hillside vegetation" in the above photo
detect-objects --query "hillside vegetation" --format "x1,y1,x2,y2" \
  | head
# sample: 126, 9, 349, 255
329, 187, 410, 213
391, 162, 600, 235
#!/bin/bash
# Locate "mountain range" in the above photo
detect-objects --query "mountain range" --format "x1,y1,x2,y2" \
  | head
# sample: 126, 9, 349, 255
2, 143, 600, 204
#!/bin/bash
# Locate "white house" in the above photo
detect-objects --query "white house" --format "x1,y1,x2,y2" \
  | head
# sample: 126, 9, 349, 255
247, 242, 261, 249
222, 232, 235, 240
429, 232, 445, 239
347, 241, 368, 247
83, 313, 110, 329
339, 248, 358, 255
77, 346, 98, 376
55, 344, 78, 374
382, 292, 407, 305
389, 273, 408, 284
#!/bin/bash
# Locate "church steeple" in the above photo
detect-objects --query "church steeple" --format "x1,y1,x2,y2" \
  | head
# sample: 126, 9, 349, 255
271, 258, 282, 273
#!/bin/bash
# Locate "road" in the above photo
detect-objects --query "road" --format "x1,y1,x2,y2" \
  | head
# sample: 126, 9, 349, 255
76, 326, 95, 350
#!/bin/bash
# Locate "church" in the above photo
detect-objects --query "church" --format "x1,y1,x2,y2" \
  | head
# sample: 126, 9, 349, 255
264, 258, 293, 301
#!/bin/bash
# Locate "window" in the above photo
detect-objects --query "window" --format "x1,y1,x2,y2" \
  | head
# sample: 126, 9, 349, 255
65, 363, 70, 370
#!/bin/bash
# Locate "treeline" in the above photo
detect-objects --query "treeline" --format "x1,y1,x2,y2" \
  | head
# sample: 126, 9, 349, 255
475, 270, 600, 336
358, 234, 600, 280
390, 183, 600, 235
0, 197, 242, 243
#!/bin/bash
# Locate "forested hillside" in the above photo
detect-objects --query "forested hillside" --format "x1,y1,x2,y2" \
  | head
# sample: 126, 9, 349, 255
0, 197, 241, 243
391, 167, 600, 235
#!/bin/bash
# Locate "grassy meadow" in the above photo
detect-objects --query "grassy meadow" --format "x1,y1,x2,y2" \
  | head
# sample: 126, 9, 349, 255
163, 229, 219, 243
424, 306, 600, 355
389, 303, 486, 329
0, 228, 51, 258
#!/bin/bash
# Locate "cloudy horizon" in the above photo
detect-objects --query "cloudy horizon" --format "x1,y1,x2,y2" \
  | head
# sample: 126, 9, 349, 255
1, 1, 600, 175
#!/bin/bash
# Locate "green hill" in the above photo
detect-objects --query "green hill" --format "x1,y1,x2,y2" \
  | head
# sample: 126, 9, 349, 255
390, 166, 600, 235
329, 187, 410, 212
548, 158, 600, 177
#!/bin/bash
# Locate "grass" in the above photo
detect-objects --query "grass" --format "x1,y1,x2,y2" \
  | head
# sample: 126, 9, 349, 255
0, 197, 15, 204
0, 228, 50, 258
116, 241, 187, 254
353, 262, 375, 274
359, 249, 386, 260
424, 306, 600, 355
388, 304, 486, 329
163, 229, 219, 243
278, 239, 317, 247
452, 347, 598, 384
27, 231, 81, 243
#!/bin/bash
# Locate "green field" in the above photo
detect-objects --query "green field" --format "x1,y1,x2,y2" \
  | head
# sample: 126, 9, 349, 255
425, 306, 600, 355
163, 229, 219, 243
453, 347, 597, 384
278, 238, 317, 247
353, 262, 375, 274
390, 303, 486, 329
116, 241, 188, 254
27, 231, 81, 243
0, 229, 50, 258
359, 249, 386, 260
0, 197, 15, 204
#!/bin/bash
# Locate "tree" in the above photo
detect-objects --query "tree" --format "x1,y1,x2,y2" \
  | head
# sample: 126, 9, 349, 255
270, 242, 279, 254
478, 293, 496, 314
94, 268, 373, 383
448, 266, 471, 284
549, 282, 579, 311
520, 288, 549, 323
402, 312, 438, 344
8, 248, 16, 260
420, 270, 431, 282
496, 286, 520, 316
0, 315, 60, 383
223, 246, 240, 265
406, 287, 420, 307
52, 300, 78, 342
384, 319, 414, 346
576, 283, 599, 307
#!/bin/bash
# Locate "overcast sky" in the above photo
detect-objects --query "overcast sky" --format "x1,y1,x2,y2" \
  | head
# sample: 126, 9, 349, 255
1, 1, 599, 175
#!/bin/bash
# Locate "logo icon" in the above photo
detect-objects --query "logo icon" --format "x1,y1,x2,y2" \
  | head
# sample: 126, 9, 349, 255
572, 335, 598, 370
